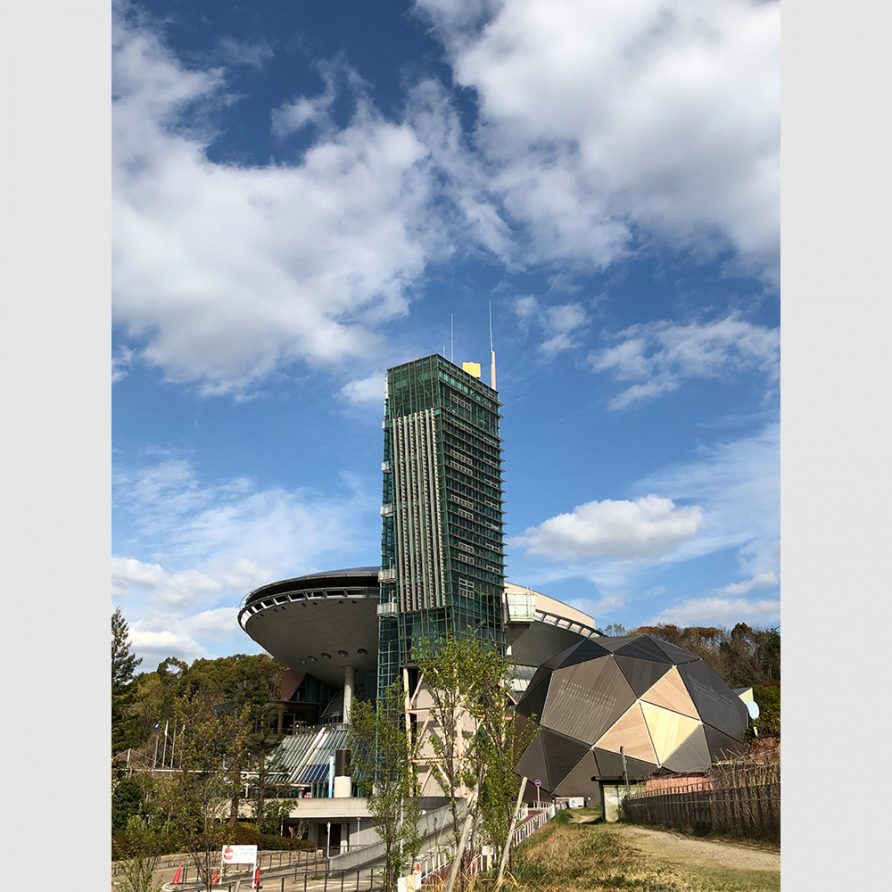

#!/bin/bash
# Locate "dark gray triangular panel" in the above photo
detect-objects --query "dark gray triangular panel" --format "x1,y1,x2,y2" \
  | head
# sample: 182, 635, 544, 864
703, 723, 747, 762
615, 635, 675, 663
543, 657, 636, 745
593, 635, 641, 653
515, 672, 550, 720
539, 728, 591, 791
592, 748, 657, 781
515, 732, 548, 788
614, 654, 672, 697
662, 724, 712, 773
554, 750, 599, 797
542, 639, 585, 669
678, 660, 748, 738
651, 639, 701, 664
555, 638, 611, 668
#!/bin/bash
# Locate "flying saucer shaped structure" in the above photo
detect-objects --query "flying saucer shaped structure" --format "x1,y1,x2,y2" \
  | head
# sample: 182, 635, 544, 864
238, 567, 380, 688
514, 633, 749, 795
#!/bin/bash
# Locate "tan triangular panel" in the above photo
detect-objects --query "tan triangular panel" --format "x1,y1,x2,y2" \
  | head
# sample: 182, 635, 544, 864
594, 702, 657, 763
640, 701, 700, 764
640, 665, 699, 719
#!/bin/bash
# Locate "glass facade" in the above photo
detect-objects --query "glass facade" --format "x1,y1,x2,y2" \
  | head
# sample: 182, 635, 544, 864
376, 354, 506, 696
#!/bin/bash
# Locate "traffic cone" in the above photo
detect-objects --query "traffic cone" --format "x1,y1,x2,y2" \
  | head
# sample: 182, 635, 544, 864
253, 866, 262, 889
172, 864, 183, 884
211, 869, 219, 886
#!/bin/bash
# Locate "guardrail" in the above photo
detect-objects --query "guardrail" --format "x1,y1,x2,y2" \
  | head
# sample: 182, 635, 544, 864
113, 848, 322, 878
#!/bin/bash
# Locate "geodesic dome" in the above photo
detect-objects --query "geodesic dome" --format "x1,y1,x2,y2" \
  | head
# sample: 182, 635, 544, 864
514, 634, 748, 794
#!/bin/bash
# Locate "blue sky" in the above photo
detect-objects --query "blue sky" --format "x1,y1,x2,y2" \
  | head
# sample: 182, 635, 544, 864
111, 0, 780, 670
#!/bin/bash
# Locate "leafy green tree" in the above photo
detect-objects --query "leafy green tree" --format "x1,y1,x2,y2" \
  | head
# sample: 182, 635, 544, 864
413, 634, 488, 848
156, 690, 251, 891
113, 608, 142, 693
116, 815, 164, 892
113, 608, 143, 752
113, 775, 157, 832
349, 679, 423, 892
467, 651, 537, 876
184, 654, 285, 824
752, 684, 781, 737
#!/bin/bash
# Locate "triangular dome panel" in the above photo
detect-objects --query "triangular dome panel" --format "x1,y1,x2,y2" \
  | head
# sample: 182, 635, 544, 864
592, 747, 657, 780
539, 728, 591, 791
703, 723, 747, 762
678, 660, 749, 737
556, 638, 611, 668
640, 701, 700, 764
615, 636, 674, 663
614, 654, 672, 697
594, 702, 658, 764
542, 639, 586, 670
650, 639, 701, 664
543, 657, 636, 745
553, 750, 598, 796
515, 732, 548, 788
662, 724, 712, 774
640, 665, 700, 719
516, 671, 550, 720
593, 635, 641, 653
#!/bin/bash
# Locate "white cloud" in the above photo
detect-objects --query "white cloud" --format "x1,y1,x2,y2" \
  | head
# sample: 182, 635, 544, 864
186, 607, 241, 638
129, 626, 204, 663
114, 458, 374, 582
113, 456, 377, 667
718, 571, 778, 596
636, 422, 779, 566
112, 346, 135, 383
588, 593, 626, 619
507, 423, 778, 605
513, 296, 589, 358
416, 0, 780, 279
338, 371, 386, 407
651, 595, 780, 627
112, 556, 167, 592
513, 494, 703, 561
590, 314, 779, 409
271, 66, 340, 137
404, 79, 515, 261
217, 36, 274, 70
112, 557, 243, 607
113, 11, 442, 397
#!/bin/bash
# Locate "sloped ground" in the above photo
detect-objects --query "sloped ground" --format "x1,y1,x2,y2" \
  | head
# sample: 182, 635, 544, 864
509, 815, 779, 892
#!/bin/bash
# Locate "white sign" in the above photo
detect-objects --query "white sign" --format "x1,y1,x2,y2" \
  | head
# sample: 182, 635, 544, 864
534, 778, 541, 787
221, 844, 257, 865
568, 797, 583, 808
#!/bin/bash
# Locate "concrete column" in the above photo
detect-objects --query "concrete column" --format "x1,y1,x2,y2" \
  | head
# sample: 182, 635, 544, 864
343, 666, 355, 723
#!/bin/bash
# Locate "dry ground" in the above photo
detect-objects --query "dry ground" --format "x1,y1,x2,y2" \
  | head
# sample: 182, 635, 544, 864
507, 812, 779, 892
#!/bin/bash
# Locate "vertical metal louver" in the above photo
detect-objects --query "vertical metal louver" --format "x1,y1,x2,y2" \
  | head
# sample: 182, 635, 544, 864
391, 409, 447, 612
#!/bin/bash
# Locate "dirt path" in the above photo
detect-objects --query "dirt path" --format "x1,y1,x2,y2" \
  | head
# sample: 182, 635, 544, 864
615, 824, 779, 873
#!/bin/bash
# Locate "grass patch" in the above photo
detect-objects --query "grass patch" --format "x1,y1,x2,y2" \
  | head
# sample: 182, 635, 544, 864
508, 822, 778, 892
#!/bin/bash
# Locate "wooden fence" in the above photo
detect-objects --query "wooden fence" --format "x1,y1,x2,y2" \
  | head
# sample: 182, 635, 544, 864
621, 755, 780, 843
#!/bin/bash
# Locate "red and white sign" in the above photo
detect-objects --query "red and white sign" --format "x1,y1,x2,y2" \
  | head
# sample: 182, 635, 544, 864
221, 845, 258, 865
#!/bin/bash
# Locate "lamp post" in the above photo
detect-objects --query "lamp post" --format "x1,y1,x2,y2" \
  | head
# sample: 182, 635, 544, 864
620, 746, 629, 793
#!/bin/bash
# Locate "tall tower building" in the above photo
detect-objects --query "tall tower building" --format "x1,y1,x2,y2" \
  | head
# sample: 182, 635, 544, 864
376, 354, 506, 696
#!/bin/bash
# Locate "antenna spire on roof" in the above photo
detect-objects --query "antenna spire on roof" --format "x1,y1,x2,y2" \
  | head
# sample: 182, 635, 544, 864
489, 300, 497, 391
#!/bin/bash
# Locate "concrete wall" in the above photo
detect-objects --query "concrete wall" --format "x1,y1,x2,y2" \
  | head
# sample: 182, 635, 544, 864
600, 783, 646, 822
